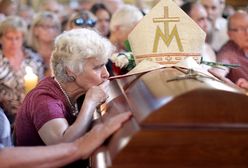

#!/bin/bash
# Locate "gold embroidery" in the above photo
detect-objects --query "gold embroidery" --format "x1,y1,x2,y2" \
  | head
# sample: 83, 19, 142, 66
152, 6, 183, 52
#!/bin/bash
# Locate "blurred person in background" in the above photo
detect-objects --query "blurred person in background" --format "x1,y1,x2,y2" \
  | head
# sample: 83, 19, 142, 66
109, 4, 143, 74
219, 0, 226, 16
181, 1, 216, 69
91, 3, 114, 76
18, 4, 35, 28
38, 0, 69, 29
210, 11, 248, 84
27, 11, 61, 77
77, 0, 97, 11
91, 3, 111, 38
65, 10, 96, 30
0, 16, 44, 124
109, 4, 143, 52
101, 0, 124, 14
0, 0, 19, 16
200, 0, 229, 52
222, 4, 235, 19
39, 0, 63, 18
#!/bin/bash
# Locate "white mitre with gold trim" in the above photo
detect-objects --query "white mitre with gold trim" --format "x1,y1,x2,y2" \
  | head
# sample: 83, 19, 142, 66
128, 0, 206, 66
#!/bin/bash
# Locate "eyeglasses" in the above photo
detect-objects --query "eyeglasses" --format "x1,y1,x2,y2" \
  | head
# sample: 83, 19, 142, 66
38, 24, 59, 30
73, 17, 96, 28
229, 27, 248, 33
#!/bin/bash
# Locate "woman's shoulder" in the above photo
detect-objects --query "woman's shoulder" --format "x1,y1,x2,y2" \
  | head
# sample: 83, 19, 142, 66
24, 47, 43, 62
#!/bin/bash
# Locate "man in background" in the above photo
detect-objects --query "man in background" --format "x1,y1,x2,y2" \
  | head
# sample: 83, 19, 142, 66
211, 11, 248, 84
200, 0, 229, 52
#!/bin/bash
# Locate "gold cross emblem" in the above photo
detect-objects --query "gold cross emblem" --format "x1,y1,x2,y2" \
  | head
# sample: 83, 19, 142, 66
152, 6, 183, 52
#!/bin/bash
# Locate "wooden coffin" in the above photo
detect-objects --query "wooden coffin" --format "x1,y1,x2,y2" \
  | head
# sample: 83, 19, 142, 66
91, 67, 248, 168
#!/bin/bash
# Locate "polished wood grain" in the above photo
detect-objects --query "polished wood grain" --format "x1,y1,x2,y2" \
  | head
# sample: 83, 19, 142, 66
92, 68, 248, 168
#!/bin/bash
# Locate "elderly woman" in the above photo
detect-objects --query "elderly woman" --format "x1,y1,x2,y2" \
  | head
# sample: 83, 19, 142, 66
109, 4, 143, 52
65, 9, 114, 77
15, 28, 120, 167
109, 4, 143, 74
0, 16, 44, 124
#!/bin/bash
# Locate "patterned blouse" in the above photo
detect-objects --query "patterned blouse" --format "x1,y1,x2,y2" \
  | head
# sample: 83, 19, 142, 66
0, 48, 44, 123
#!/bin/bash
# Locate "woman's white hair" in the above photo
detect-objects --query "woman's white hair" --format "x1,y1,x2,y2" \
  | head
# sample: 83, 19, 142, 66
110, 4, 143, 31
51, 28, 115, 81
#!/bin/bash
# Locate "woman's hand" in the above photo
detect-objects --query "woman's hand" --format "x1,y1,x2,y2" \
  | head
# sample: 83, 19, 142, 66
76, 111, 132, 160
85, 80, 110, 106
236, 78, 248, 90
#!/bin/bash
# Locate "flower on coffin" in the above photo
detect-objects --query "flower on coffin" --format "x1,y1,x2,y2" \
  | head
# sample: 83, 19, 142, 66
110, 52, 136, 71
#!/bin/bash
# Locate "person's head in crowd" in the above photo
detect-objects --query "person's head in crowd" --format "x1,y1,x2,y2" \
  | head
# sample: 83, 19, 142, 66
18, 4, 35, 28
181, 1, 216, 68
38, 0, 65, 22
0, 16, 44, 121
91, 3, 111, 38
101, 0, 124, 14
51, 28, 114, 84
77, 0, 97, 11
27, 11, 61, 77
219, 0, 226, 17
28, 12, 61, 52
109, 4, 143, 52
66, 10, 96, 30
39, 0, 62, 15
227, 11, 248, 52
223, 4, 235, 19
181, 1, 210, 33
200, 0, 222, 23
0, 16, 27, 55
0, 0, 19, 16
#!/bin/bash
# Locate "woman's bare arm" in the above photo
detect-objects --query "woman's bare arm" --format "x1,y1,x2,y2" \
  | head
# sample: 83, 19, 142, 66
1, 112, 131, 168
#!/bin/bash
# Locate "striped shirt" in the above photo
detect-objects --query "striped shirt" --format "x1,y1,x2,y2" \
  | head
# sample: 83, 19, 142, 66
0, 48, 44, 123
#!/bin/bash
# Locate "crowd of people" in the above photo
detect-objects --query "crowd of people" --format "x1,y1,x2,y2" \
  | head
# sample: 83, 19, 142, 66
0, 0, 248, 167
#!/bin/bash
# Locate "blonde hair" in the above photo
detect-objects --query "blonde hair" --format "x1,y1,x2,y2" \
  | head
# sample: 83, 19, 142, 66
51, 28, 115, 81
27, 11, 61, 51
0, 16, 27, 39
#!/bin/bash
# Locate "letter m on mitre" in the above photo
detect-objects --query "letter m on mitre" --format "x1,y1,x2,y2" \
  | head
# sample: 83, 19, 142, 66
152, 6, 183, 52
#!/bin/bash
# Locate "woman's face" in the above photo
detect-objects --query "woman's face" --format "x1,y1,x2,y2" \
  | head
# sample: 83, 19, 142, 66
1, 30, 24, 53
35, 20, 60, 43
95, 9, 111, 37
75, 57, 109, 91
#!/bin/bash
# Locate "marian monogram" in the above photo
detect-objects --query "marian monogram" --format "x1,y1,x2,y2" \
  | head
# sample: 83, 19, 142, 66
152, 6, 183, 52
